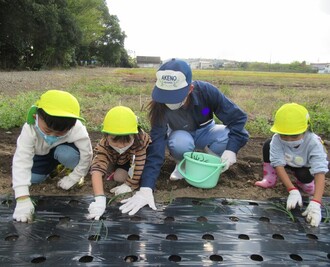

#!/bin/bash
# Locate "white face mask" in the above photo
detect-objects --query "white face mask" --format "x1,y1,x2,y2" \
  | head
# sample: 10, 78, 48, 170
165, 101, 184, 110
280, 139, 304, 148
110, 139, 134, 154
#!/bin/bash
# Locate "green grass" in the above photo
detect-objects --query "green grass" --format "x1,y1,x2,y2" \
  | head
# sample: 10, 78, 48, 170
0, 68, 329, 138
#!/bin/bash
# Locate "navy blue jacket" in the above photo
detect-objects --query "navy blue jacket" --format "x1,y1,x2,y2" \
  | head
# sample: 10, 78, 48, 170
141, 80, 249, 189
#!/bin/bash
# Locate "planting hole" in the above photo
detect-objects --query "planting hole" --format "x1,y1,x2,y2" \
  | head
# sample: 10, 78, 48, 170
306, 234, 318, 240
248, 202, 258, 206
250, 254, 263, 261
88, 235, 101, 241
238, 234, 249, 240
31, 256, 46, 264
202, 234, 214, 240
168, 255, 181, 262
272, 234, 284, 240
127, 234, 140, 240
5, 234, 18, 241
68, 200, 79, 207
166, 234, 178, 240
1, 199, 12, 205
59, 216, 71, 224
259, 216, 270, 222
46, 234, 60, 241
229, 216, 239, 222
124, 255, 138, 262
210, 254, 223, 262
79, 255, 93, 263
164, 216, 175, 222
197, 216, 208, 222
290, 254, 303, 261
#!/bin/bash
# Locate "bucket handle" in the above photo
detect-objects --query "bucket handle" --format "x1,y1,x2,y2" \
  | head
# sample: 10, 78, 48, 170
178, 158, 225, 184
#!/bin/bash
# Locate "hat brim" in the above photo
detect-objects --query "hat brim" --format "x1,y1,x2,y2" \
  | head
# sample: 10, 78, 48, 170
152, 85, 190, 104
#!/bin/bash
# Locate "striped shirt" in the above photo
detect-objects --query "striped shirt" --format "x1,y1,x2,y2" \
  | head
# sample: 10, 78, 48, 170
90, 129, 151, 190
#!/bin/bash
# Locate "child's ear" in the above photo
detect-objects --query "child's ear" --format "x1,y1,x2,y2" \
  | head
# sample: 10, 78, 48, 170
27, 105, 38, 124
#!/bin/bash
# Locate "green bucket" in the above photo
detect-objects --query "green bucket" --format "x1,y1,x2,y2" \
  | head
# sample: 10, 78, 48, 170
178, 152, 225, 189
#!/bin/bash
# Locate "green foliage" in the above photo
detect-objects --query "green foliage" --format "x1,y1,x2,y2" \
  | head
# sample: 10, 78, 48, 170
0, 92, 38, 129
246, 116, 272, 137
304, 100, 330, 138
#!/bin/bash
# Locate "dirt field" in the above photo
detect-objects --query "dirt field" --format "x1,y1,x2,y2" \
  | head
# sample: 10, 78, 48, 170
0, 68, 329, 204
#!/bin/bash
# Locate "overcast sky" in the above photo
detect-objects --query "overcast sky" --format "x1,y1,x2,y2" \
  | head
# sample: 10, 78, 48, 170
106, 0, 330, 64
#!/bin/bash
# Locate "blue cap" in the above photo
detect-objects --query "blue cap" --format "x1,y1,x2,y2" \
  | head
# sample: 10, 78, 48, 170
152, 58, 192, 104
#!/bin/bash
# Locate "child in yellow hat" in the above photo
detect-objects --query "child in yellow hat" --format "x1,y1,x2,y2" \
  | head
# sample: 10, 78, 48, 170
255, 103, 328, 227
87, 106, 151, 220
12, 90, 93, 223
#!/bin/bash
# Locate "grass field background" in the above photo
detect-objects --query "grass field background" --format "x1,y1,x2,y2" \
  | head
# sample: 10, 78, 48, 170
0, 68, 329, 138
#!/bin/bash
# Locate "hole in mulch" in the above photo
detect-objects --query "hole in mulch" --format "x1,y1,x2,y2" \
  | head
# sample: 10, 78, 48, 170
238, 234, 250, 240
1, 199, 12, 205
127, 234, 140, 240
248, 202, 259, 206
164, 216, 175, 223
306, 233, 318, 240
168, 255, 181, 262
290, 254, 303, 261
166, 234, 178, 240
79, 255, 93, 263
197, 216, 208, 222
31, 256, 46, 264
46, 234, 60, 241
229, 216, 239, 222
88, 235, 101, 241
5, 234, 19, 241
59, 216, 71, 224
250, 254, 263, 261
202, 234, 214, 240
259, 216, 270, 222
272, 234, 284, 240
210, 254, 223, 262
68, 200, 80, 207
124, 255, 138, 262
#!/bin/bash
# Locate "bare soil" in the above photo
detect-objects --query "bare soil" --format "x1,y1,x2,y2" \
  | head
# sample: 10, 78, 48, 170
0, 68, 329, 204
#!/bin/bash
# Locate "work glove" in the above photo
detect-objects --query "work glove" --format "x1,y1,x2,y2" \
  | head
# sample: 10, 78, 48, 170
57, 175, 78, 190
286, 188, 303, 210
221, 150, 237, 172
87, 196, 107, 220
302, 200, 322, 227
119, 187, 156, 216
110, 184, 132, 196
13, 197, 35, 223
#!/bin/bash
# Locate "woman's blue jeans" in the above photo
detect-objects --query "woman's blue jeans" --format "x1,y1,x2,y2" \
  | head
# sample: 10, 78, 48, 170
167, 121, 229, 161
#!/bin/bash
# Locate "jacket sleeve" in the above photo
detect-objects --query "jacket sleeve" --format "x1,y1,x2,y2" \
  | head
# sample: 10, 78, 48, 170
206, 82, 249, 153
12, 124, 37, 198
140, 123, 168, 189
125, 131, 152, 190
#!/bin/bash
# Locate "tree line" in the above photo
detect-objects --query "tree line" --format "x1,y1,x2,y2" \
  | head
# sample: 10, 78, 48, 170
0, 0, 134, 70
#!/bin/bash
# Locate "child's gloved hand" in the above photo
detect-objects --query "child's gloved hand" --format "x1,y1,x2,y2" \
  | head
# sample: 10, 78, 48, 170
302, 200, 321, 227
119, 187, 156, 215
13, 197, 35, 223
57, 176, 78, 190
87, 196, 106, 220
286, 188, 302, 210
110, 184, 132, 195
221, 150, 236, 172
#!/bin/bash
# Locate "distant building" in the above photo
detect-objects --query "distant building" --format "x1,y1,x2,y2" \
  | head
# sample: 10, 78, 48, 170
310, 63, 330, 73
136, 56, 161, 68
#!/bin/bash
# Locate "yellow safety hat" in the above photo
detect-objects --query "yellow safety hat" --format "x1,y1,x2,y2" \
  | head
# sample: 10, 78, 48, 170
102, 106, 138, 135
27, 90, 85, 124
270, 103, 309, 135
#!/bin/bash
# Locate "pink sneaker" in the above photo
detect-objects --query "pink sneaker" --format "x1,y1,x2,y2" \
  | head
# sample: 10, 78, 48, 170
255, 163, 277, 188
